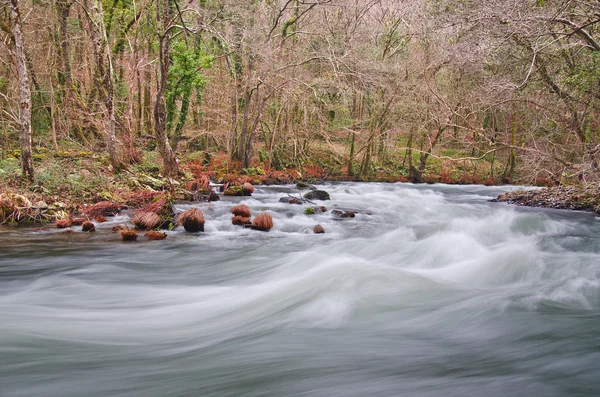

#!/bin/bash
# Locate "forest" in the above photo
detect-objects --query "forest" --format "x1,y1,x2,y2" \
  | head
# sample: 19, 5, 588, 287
1, 0, 599, 197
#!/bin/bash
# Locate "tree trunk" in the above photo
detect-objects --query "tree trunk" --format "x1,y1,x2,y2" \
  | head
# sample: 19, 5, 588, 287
154, 0, 179, 178
11, 0, 34, 180
86, 0, 121, 171
56, 0, 72, 87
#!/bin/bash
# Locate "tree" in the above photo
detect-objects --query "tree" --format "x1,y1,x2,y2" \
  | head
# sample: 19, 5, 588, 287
10, 0, 33, 179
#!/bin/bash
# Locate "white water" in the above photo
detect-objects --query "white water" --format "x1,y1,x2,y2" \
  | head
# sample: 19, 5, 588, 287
1, 183, 599, 396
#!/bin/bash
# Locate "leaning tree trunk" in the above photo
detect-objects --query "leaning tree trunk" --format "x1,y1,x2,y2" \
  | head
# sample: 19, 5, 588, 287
86, 0, 121, 171
153, 0, 179, 178
11, 0, 33, 180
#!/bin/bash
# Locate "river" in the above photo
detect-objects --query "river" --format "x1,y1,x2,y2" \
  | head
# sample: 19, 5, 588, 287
1, 182, 599, 396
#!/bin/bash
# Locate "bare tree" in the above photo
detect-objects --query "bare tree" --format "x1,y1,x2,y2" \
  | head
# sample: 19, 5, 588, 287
10, 0, 33, 179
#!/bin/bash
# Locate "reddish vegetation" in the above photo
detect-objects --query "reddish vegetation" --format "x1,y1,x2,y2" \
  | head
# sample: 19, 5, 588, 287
145, 231, 167, 240
231, 216, 251, 226
56, 219, 73, 228
83, 201, 124, 218
242, 182, 255, 196
186, 174, 210, 192
251, 212, 273, 231
178, 208, 205, 232
132, 212, 162, 230
95, 215, 107, 223
81, 221, 95, 232
123, 191, 162, 208
230, 204, 251, 218
140, 197, 173, 217
313, 224, 325, 234
120, 229, 138, 241
71, 218, 85, 226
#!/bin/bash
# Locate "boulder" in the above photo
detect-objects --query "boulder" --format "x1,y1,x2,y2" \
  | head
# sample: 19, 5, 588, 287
313, 224, 325, 234
224, 186, 243, 196
304, 190, 330, 200
251, 212, 273, 231
178, 208, 205, 232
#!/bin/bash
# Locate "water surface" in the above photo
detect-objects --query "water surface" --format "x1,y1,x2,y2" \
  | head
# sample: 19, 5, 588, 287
1, 183, 599, 397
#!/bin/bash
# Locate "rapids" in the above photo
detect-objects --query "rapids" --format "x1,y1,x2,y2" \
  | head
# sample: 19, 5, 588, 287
1, 182, 599, 396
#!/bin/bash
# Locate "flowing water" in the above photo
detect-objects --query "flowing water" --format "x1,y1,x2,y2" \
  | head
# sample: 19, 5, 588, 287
1, 183, 600, 397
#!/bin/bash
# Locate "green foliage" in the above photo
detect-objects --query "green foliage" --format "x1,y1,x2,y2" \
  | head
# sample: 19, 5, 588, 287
166, 40, 214, 137
304, 207, 316, 215
564, 51, 600, 94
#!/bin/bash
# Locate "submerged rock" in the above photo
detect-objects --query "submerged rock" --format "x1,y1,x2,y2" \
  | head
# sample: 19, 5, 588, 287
331, 209, 356, 218
304, 190, 330, 201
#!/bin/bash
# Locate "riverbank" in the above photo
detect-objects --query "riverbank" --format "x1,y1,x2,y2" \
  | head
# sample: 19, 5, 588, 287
2, 149, 595, 225
492, 184, 600, 215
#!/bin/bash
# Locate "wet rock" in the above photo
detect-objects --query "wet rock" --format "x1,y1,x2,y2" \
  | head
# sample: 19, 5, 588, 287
231, 204, 252, 218
313, 224, 325, 234
145, 230, 167, 240
133, 212, 162, 230
304, 190, 330, 201
491, 184, 600, 214
81, 221, 95, 232
331, 210, 356, 218
242, 182, 255, 196
120, 229, 138, 241
83, 201, 124, 218
232, 216, 252, 226
71, 218, 85, 226
95, 215, 107, 223
251, 212, 273, 231
224, 186, 243, 196
296, 182, 317, 190
178, 208, 205, 232
56, 219, 73, 228
279, 197, 302, 204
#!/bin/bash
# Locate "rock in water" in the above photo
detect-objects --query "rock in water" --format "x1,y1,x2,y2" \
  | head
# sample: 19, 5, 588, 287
242, 182, 255, 196
304, 190, 330, 200
230, 204, 251, 218
83, 201, 124, 218
178, 208, 205, 232
145, 231, 167, 240
296, 182, 317, 190
232, 216, 251, 226
251, 212, 273, 231
120, 229, 138, 241
81, 221, 95, 232
56, 219, 73, 228
313, 224, 325, 234
132, 212, 162, 230
279, 197, 302, 204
